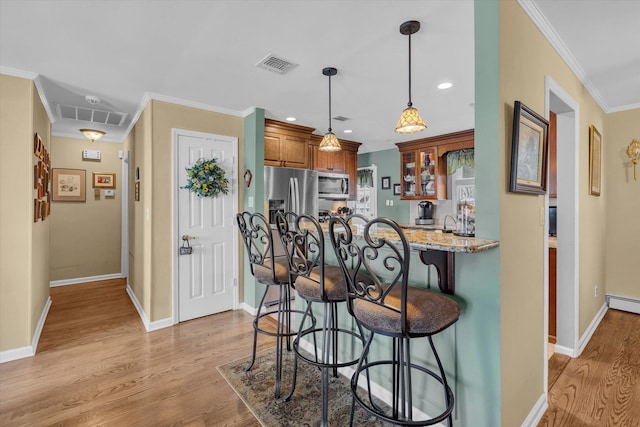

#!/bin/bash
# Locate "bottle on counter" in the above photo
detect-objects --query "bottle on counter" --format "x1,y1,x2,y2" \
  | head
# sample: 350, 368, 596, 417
455, 197, 475, 237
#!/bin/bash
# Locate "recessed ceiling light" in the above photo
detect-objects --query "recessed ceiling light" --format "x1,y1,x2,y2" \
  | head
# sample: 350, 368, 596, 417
343, 130, 352, 133
438, 82, 453, 90
285, 117, 296, 122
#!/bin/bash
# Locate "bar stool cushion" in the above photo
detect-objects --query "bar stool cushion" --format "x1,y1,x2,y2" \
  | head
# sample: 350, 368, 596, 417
253, 257, 291, 284
353, 285, 460, 336
295, 265, 368, 302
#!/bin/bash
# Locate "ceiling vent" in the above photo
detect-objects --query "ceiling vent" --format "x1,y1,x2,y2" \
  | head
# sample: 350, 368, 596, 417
256, 53, 299, 74
56, 104, 127, 126
333, 116, 350, 122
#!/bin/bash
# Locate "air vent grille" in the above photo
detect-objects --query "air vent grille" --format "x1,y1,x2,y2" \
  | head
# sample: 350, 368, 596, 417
256, 53, 299, 74
56, 104, 127, 126
333, 116, 350, 122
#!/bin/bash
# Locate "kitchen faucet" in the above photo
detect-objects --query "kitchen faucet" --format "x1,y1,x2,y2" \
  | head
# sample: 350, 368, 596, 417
443, 215, 457, 232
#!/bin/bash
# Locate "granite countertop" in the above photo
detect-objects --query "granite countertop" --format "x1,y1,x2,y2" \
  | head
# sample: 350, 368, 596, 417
373, 227, 499, 254
317, 222, 499, 254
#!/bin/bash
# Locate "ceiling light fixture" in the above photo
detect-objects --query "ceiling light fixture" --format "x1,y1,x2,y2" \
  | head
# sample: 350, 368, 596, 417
395, 20, 427, 134
438, 82, 453, 90
318, 67, 341, 152
286, 117, 297, 122
80, 129, 105, 142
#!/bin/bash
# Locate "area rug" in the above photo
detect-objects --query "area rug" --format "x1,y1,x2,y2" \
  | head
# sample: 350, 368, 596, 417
217, 349, 394, 427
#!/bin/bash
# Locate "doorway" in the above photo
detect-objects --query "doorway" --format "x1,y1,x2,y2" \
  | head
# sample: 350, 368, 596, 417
544, 77, 580, 391
172, 129, 238, 322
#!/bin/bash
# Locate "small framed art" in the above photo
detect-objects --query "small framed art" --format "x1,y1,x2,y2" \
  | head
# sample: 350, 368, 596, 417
589, 125, 602, 196
381, 176, 391, 190
509, 101, 549, 195
92, 172, 116, 189
52, 168, 86, 202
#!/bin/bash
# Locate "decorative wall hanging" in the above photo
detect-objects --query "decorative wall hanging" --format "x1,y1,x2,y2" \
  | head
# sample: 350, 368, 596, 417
52, 168, 86, 202
509, 101, 549, 195
589, 125, 602, 196
181, 158, 229, 197
92, 172, 116, 189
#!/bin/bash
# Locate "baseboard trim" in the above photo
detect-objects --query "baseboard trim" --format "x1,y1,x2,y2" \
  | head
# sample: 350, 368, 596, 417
125, 284, 173, 332
553, 344, 574, 357
577, 302, 608, 357
239, 302, 258, 316
0, 296, 51, 364
521, 393, 548, 427
607, 294, 640, 315
50, 273, 124, 287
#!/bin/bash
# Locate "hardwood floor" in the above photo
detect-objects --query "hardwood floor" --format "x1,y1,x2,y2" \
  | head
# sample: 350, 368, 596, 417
0, 279, 267, 426
539, 309, 640, 426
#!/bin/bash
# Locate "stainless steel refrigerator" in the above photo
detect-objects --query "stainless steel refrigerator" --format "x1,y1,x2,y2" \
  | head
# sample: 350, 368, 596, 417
264, 166, 318, 223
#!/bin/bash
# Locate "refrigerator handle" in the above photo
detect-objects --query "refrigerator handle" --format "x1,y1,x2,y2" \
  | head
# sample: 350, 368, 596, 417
290, 177, 300, 214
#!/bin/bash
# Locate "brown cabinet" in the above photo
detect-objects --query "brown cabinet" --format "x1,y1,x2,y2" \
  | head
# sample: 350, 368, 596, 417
549, 247, 557, 343
309, 135, 361, 199
396, 129, 474, 200
264, 119, 314, 169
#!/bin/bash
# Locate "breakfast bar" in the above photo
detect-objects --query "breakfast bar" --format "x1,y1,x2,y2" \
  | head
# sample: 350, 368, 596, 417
349, 224, 499, 295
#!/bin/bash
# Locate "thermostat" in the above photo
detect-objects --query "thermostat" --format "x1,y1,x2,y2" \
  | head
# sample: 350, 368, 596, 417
82, 149, 101, 160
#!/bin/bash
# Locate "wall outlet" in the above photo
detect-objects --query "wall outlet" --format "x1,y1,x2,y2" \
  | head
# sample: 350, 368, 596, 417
389, 200, 394, 206
595, 284, 599, 297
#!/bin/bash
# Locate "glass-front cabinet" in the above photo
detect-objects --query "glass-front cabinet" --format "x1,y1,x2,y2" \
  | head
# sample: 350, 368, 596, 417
396, 129, 475, 201
400, 147, 437, 199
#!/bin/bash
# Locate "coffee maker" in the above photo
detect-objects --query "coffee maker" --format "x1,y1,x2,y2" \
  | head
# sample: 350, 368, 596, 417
415, 201, 434, 225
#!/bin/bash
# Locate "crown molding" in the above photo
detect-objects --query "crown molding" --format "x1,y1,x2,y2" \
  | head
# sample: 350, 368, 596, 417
0, 66, 37, 79
517, 0, 611, 113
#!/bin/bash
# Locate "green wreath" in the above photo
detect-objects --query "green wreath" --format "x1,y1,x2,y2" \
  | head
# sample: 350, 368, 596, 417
181, 158, 229, 197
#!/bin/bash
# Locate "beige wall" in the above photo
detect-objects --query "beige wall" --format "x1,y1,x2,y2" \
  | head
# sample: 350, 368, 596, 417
128, 100, 243, 322
499, 2, 608, 425
49, 137, 122, 280
31, 79, 52, 336
0, 74, 50, 352
605, 109, 640, 299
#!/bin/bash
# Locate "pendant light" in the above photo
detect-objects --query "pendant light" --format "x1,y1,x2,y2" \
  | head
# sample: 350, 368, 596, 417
395, 20, 427, 134
79, 129, 106, 142
318, 67, 341, 152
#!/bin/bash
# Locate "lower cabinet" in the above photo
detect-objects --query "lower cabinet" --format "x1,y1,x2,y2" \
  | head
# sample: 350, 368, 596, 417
549, 247, 557, 343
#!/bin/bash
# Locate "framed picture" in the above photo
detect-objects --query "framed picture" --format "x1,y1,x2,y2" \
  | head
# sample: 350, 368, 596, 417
393, 183, 401, 196
381, 176, 391, 190
589, 125, 602, 196
52, 168, 86, 202
509, 101, 549, 194
33, 133, 43, 158
92, 172, 116, 189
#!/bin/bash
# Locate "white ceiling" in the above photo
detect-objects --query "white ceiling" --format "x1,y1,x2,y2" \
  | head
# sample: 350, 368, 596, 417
1, 0, 638, 153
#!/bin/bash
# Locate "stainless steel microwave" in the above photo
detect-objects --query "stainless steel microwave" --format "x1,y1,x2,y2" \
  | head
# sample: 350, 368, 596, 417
317, 171, 349, 199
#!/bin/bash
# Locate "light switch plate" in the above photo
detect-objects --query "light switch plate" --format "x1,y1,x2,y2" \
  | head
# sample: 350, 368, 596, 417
104, 189, 115, 197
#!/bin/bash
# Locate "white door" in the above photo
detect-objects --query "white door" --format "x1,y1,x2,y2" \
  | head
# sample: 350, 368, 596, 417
176, 130, 237, 322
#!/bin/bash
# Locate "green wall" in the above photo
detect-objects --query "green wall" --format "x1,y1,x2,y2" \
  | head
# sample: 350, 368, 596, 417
357, 148, 410, 222
241, 109, 265, 309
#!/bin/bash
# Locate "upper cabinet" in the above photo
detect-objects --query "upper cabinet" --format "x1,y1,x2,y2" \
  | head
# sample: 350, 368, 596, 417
309, 135, 361, 198
264, 119, 314, 169
396, 129, 474, 200
263, 119, 361, 198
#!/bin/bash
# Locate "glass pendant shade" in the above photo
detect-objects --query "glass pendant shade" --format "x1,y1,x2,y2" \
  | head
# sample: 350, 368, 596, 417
318, 131, 341, 152
395, 106, 427, 134
80, 129, 105, 142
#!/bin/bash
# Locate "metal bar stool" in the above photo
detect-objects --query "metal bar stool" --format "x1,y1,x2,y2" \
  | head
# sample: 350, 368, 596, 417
329, 216, 460, 426
236, 211, 312, 399
274, 211, 369, 427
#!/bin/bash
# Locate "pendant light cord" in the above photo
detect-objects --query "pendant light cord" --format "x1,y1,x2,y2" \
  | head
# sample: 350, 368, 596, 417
407, 32, 413, 108
328, 74, 333, 132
